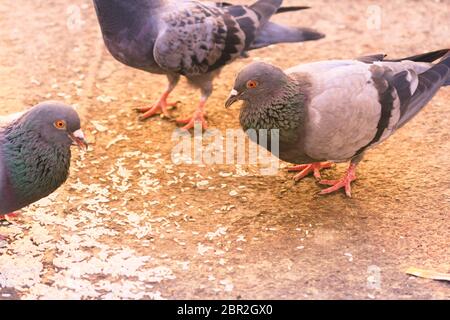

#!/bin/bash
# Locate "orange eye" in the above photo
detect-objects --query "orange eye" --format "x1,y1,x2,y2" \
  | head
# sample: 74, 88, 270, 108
246, 80, 258, 89
54, 120, 66, 129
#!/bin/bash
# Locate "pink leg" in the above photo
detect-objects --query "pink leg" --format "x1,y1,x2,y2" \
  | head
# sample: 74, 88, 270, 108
176, 99, 208, 130
288, 162, 333, 181
135, 90, 178, 120
319, 163, 357, 197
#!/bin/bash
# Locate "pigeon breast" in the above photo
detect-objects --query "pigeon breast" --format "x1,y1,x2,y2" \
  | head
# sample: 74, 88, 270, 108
0, 123, 71, 214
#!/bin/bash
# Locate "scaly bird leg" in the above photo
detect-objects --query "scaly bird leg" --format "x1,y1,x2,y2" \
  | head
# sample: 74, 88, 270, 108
135, 91, 178, 120
177, 97, 208, 130
319, 163, 358, 197
177, 75, 213, 130
135, 74, 180, 120
288, 162, 333, 181
318, 153, 364, 197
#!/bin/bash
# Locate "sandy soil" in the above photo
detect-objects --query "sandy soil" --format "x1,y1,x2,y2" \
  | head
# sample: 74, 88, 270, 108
0, 0, 449, 299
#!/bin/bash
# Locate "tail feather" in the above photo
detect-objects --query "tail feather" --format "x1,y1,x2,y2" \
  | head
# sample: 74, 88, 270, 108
249, 22, 324, 50
357, 49, 450, 64
397, 53, 450, 127
275, 6, 310, 14
389, 48, 450, 63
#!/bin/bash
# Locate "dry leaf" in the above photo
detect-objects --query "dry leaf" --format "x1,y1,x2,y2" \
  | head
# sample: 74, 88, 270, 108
406, 267, 450, 281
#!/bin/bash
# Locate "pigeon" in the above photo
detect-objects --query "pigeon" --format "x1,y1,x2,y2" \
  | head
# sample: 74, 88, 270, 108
225, 49, 450, 196
0, 102, 88, 217
92, 0, 324, 130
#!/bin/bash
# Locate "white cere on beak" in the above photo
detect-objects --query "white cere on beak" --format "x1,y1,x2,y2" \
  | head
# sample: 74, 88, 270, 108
73, 129, 85, 140
225, 88, 241, 108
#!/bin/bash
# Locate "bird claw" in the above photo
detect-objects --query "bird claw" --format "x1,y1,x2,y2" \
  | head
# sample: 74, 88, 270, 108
318, 164, 357, 197
1, 212, 20, 224
135, 100, 178, 121
288, 162, 333, 181
4, 212, 20, 219
177, 111, 208, 130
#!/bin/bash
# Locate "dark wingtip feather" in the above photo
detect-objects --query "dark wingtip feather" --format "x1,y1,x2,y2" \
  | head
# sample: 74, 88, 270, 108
275, 6, 311, 14
395, 51, 450, 127
389, 49, 450, 63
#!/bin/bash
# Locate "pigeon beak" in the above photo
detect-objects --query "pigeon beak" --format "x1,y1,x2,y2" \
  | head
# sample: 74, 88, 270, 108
69, 129, 88, 151
225, 89, 240, 108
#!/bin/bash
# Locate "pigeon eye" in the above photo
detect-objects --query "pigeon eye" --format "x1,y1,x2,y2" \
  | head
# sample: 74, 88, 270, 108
246, 80, 258, 89
54, 120, 66, 129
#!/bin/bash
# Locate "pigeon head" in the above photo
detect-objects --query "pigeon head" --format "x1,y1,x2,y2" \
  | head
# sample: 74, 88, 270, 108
225, 62, 289, 108
19, 102, 87, 150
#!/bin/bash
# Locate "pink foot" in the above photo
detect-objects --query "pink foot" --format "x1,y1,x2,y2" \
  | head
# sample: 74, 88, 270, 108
1, 212, 19, 222
5, 212, 20, 219
319, 163, 357, 197
135, 92, 177, 120
0, 234, 7, 241
288, 162, 333, 181
177, 107, 208, 130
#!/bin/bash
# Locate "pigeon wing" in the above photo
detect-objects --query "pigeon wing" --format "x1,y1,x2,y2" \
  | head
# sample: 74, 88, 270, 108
291, 53, 448, 161
153, 2, 247, 76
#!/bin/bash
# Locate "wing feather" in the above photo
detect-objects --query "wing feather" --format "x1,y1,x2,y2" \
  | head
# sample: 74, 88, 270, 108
154, 2, 246, 76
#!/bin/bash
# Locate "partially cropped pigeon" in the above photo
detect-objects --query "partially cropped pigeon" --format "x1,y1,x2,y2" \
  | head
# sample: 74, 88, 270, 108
92, 0, 324, 129
225, 49, 450, 196
0, 102, 88, 216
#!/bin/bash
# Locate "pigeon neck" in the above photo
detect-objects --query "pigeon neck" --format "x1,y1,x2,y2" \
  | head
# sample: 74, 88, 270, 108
240, 78, 306, 130
1, 127, 71, 211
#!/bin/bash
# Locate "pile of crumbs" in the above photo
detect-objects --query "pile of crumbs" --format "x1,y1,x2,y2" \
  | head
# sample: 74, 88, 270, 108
0, 118, 271, 299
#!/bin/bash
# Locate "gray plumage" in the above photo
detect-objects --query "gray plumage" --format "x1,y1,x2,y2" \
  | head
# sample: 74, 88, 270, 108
92, 0, 324, 128
0, 102, 87, 215
225, 49, 450, 194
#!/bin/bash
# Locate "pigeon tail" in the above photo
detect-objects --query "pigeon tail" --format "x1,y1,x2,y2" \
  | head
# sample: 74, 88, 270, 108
249, 22, 325, 50
358, 49, 450, 64
390, 49, 450, 63
396, 51, 450, 128
275, 6, 310, 14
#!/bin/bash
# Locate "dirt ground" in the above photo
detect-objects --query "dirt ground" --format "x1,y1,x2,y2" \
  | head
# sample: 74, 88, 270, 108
0, 0, 449, 299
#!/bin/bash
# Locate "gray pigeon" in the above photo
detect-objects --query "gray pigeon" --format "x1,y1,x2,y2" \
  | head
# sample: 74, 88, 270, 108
225, 49, 450, 197
0, 102, 88, 217
92, 0, 324, 129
